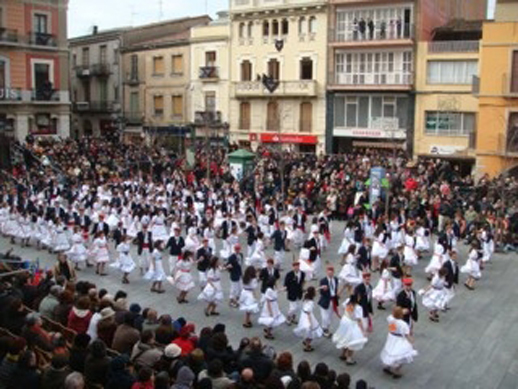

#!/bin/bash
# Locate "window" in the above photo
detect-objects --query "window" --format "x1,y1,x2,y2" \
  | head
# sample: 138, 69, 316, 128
281, 19, 289, 35
300, 102, 312, 132
82, 48, 89, 67
263, 20, 270, 37
247, 22, 253, 38
205, 92, 216, 112
83, 80, 90, 101
153, 56, 164, 76
99, 45, 107, 64
300, 57, 313, 80
205, 51, 216, 67
425, 111, 475, 136
267, 58, 280, 80
130, 55, 138, 79
171, 55, 183, 74
240, 102, 251, 130
239, 23, 245, 38
508, 113, 518, 152
99, 80, 107, 102
298, 17, 306, 35
266, 101, 279, 131
511, 51, 518, 93
130, 91, 139, 113
0, 60, 6, 89
241, 60, 252, 81
334, 94, 409, 130
34, 63, 51, 90
272, 20, 279, 36
309, 17, 317, 34
172, 95, 183, 118
33, 13, 48, 34
154, 95, 164, 115
427, 60, 477, 85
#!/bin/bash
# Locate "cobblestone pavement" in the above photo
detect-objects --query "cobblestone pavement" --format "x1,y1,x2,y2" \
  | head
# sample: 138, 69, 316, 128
1, 221, 517, 389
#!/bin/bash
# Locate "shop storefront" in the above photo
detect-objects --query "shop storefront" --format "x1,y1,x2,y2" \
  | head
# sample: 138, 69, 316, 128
249, 133, 318, 153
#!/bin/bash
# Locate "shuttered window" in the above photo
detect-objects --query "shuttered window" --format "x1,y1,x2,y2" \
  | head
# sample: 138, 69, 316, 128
172, 95, 183, 117
300, 102, 312, 132
153, 95, 164, 115
511, 51, 518, 93
240, 102, 251, 130
153, 56, 164, 75
241, 60, 252, 81
172, 55, 183, 75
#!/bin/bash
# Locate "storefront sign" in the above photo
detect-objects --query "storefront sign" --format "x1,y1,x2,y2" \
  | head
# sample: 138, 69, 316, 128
429, 145, 466, 155
334, 128, 406, 139
254, 133, 317, 144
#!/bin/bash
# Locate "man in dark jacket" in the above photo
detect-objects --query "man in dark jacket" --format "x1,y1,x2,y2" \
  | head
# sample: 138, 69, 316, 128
283, 261, 305, 325
227, 244, 243, 308
41, 355, 72, 389
259, 258, 280, 295
240, 337, 274, 384
353, 272, 373, 332
396, 278, 418, 334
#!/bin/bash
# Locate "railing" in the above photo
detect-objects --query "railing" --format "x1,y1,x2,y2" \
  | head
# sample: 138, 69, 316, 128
31, 89, 60, 102
0, 88, 22, 101
125, 75, 140, 85
428, 40, 479, 53
29, 31, 57, 47
0, 28, 19, 43
90, 63, 111, 76
199, 66, 219, 80
333, 72, 413, 86
124, 111, 143, 125
332, 22, 414, 43
234, 80, 317, 97
73, 101, 117, 113
194, 110, 222, 126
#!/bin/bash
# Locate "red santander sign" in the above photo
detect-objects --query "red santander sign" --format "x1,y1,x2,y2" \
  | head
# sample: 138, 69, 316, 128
250, 133, 317, 144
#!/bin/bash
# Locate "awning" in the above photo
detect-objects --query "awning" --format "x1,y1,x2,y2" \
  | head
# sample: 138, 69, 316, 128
353, 140, 405, 150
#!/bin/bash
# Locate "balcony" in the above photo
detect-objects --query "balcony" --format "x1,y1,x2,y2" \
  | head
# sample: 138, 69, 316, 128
194, 110, 222, 126
75, 63, 111, 78
31, 89, 61, 102
124, 111, 144, 125
234, 80, 318, 98
330, 72, 413, 90
0, 28, 19, 44
330, 23, 414, 48
124, 74, 140, 86
199, 66, 219, 81
0, 88, 22, 102
29, 31, 57, 47
72, 101, 119, 113
428, 40, 479, 53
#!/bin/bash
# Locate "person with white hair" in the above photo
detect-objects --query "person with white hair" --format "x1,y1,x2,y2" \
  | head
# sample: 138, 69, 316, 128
64, 372, 85, 389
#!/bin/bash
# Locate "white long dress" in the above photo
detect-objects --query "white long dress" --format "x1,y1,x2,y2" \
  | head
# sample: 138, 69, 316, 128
258, 288, 286, 328
403, 235, 418, 266
246, 239, 266, 268
92, 236, 110, 263
380, 315, 418, 367
371, 233, 389, 259
293, 300, 323, 340
53, 225, 71, 252
239, 279, 260, 313
415, 227, 430, 252
16, 215, 32, 240
460, 249, 482, 279
332, 303, 368, 351
421, 274, 448, 311
425, 244, 445, 275
338, 253, 362, 287
0, 206, 8, 234
145, 249, 167, 282
67, 233, 88, 264
173, 259, 196, 291
198, 268, 224, 303
372, 269, 396, 302
481, 231, 494, 263
338, 228, 354, 255
151, 214, 169, 242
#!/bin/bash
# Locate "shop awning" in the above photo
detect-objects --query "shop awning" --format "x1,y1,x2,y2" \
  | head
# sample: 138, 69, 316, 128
353, 141, 405, 150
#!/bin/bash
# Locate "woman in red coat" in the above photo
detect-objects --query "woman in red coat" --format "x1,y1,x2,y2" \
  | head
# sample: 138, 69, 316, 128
67, 296, 93, 334
171, 323, 197, 356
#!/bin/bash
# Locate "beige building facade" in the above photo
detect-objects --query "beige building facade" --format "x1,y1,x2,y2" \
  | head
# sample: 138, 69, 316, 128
229, 0, 328, 153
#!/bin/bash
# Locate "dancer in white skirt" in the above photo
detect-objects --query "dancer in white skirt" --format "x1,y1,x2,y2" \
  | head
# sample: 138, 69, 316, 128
150, 211, 169, 242
114, 235, 135, 284
67, 226, 88, 270
239, 266, 259, 328
461, 241, 482, 290
185, 227, 201, 253
332, 294, 368, 365
293, 287, 323, 352
92, 231, 110, 276
371, 226, 390, 272
16, 211, 33, 247
172, 251, 196, 304
199, 257, 224, 317
372, 260, 396, 310
246, 232, 266, 269
4, 207, 19, 243
425, 243, 446, 280
419, 267, 448, 322
0, 203, 8, 236
415, 221, 430, 253
258, 279, 286, 340
338, 245, 362, 296
53, 219, 71, 253
380, 306, 418, 379
403, 229, 418, 276
146, 241, 166, 293
337, 222, 355, 255
480, 225, 494, 264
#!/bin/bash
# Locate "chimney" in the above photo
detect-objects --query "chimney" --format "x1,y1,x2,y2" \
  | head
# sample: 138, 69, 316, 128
93, 25, 98, 35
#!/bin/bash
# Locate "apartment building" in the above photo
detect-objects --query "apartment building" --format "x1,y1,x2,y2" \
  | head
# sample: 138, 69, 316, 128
69, 27, 126, 138
229, 0, 328, 154
326, 0, 487, 153
190, 12, 231, 146
413, 21, 481, 173
120, 16, 211, 143
474, 0, 518, 177
0, 0, 70, 141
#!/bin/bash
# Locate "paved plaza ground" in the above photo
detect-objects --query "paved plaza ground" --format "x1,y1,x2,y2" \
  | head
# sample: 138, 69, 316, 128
1, 221, 518, 389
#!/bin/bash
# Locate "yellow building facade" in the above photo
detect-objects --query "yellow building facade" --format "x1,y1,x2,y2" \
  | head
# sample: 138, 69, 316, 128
414, 40, 479, 165
475, 9, 518, 177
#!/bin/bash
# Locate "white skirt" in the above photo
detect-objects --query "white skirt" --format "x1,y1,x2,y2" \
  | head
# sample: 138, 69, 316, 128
372, 280, 396, 302
332, 316, 368, 351
422, 288, 447, 311
293, 312, 323, 340
338, 264, 362, 287
416, 236, 430, 252
53, 232, 71, 252
425, 254, 444, 275
239, 290, 259, 313
197, 282, 224, 303
173, 270, 196, 291
144, 260, 166, 282
94, 248, 110, 263
372, 242, 388, 259
380, 334, 418, 367
152, 225, 169, 242
460, 259, 481, 279
403, 247, 418, 266
119, 253, 136, 274
338, 238, 352, 255
258, 312, 286, 328
67, 243, 88, 263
